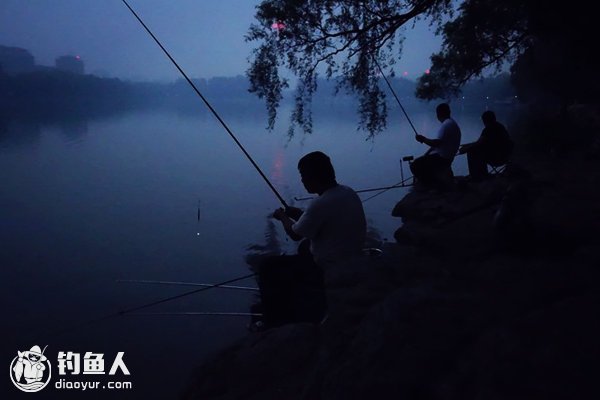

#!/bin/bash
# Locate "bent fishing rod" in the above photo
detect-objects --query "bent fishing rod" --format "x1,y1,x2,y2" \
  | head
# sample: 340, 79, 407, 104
121, 0, 288, 209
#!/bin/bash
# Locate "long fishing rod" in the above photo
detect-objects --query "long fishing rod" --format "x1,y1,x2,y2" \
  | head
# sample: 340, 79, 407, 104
40, 272, 256, 339
294, 177, 413, 202
128, 312, 262, 317
373, 57, 419, 136
117, 279, 259, 292
361, 175, 414, 203
121, 0, 288, 209
293, 184, 400, 201
117, 272, 257, 315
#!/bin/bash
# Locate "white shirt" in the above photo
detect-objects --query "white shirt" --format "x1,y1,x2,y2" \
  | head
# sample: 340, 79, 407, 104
430, 117, 461, 160
292, 185, 366, 266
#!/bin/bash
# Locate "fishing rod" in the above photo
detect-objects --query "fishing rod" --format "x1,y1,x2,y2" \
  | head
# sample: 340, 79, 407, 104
40, 272, 257, 339
294, 176, 413, 202
116, 272, 257, 315
121, 0, 288, 209
117, 279, 259, 292
373, 57, 419, 136
128, 312, 262, 317
361, 175, 413, 203
360, 155, 415, 203
294, 184, 402, 201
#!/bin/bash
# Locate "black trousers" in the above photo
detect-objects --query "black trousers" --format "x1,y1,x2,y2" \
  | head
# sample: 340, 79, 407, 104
466, 145, 490, 180
256, 249, 327, 327
466, 145, 509, 180
410, 153, 452, 185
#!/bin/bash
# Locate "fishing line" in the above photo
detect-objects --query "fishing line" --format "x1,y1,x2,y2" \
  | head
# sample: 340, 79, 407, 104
373, 57, 419, 136
121, 0, 288, 208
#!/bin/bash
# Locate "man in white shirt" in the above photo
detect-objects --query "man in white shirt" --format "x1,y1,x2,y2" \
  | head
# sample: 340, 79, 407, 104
411, 103, 462, 187
254, 151, 366, 329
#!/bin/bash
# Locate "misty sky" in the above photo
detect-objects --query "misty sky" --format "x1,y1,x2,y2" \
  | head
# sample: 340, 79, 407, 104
1, 0, 441, 82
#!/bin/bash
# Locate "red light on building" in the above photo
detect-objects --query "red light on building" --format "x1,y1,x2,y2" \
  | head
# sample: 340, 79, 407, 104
425, 69, 430, 74
55, 55, 84, 74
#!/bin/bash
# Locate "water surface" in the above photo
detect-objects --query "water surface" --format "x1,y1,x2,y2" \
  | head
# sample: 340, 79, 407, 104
1, 103, 502, 398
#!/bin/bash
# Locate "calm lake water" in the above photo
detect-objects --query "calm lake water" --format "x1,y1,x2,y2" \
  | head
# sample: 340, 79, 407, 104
1, 102, 506, 398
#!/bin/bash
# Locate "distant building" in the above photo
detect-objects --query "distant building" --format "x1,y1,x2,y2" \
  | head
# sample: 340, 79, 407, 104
0, 45, 35, 75
55, 55, 84, 75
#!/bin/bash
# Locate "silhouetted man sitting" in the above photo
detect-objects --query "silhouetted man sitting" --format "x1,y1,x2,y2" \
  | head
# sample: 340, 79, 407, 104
458, 110, 513, 181
254, 151, 366, 330
411, 103, 462, 188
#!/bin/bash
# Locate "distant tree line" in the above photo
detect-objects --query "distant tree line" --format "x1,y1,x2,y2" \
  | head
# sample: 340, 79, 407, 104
0, 67, 514, 124
0, 70, 263, 121
0, 69, 150, 120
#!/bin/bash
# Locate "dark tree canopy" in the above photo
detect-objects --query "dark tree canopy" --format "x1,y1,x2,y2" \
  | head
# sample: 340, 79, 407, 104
420, 0, 598, 105
415, 0, 529, 100
246, 0, 597, 136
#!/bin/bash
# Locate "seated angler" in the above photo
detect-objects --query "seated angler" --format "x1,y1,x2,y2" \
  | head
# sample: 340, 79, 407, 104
458, 110, 513, 181
411, 103, 462, 188
254, 151, 367, 330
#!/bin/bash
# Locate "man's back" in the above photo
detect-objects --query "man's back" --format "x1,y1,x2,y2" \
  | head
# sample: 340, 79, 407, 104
293, 185, 366, 266
431, 118, 462, 161
481, 121, 512, 164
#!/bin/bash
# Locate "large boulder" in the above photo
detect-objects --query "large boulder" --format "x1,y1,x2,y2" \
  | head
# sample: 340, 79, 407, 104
392, 178, 508, 224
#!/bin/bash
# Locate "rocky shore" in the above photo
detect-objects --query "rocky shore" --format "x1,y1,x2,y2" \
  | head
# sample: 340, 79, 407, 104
183, 105, 600, 400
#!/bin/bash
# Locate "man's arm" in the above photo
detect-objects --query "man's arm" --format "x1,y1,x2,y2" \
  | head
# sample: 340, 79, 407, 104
284, 206, 303, 221
273, 208, 303, 241
416, 134, 443, 148
458, 131, 485, 154
458, 141, 476, 154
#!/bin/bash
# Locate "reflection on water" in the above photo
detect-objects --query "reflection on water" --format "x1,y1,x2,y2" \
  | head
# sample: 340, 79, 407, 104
270, 147, 286, 187
59, 119, 88, 146
1, 104, 515, 398
0, 116, 90, 150
0, 119, 42, 149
